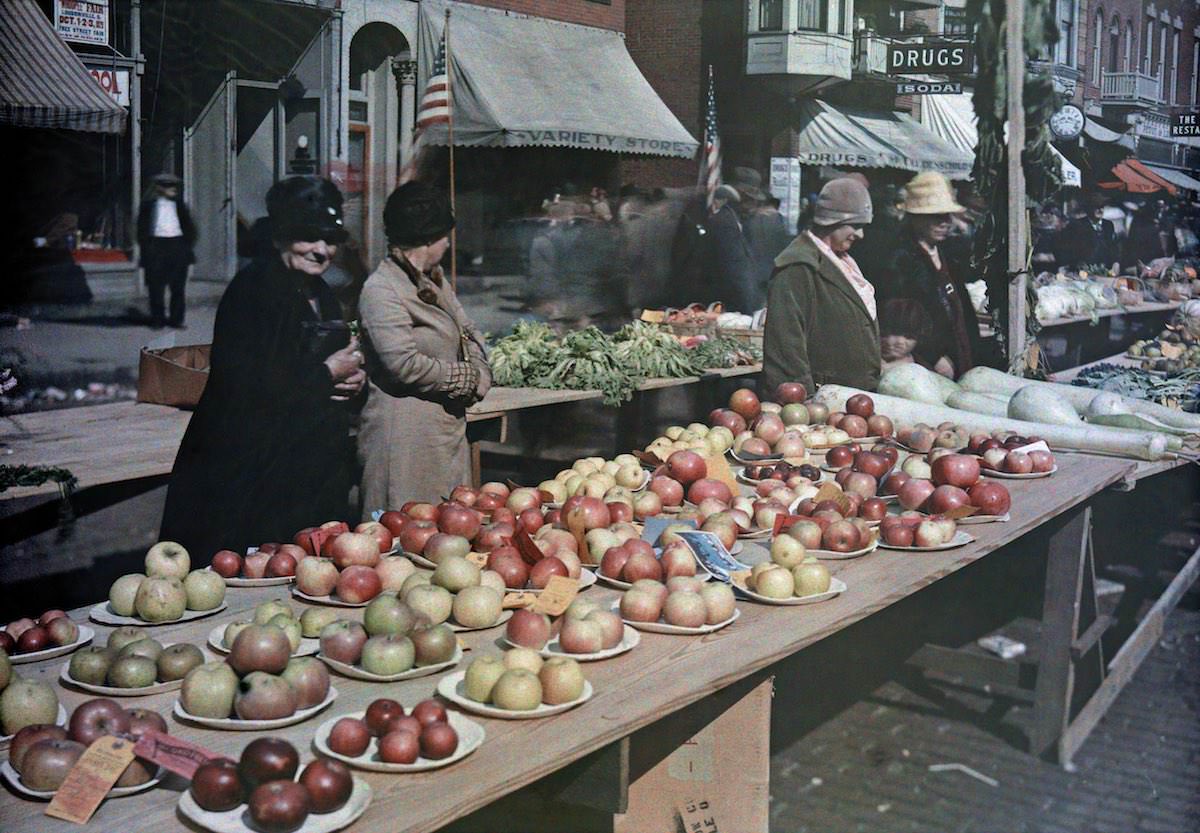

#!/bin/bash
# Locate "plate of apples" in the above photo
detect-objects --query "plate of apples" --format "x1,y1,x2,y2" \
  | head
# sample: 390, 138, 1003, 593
877, 515, 975, 551
2, 611, 93, 664
60, 635, 204, 696
438, 652, 593, 719
614, 580, 740, 635
207, 545, 302, 586
313, 701, 483, 772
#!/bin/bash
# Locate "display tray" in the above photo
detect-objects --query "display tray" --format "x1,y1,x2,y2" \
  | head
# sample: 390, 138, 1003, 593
7, 625, 94, 664
313, 710, 483, 772
178, 775, 371, 833
733, 576, 847, 606
292, 589, 371, 608
981, 466, 1058, 479
877, 530, 976, 551
0, 704, 67, 744
59, 662, 185, 697
207, 625, 319, 658
206, 566, 295, 587
89, 602, 227, 627
503, 624, 641, 662
437, 671, 593, 719
447, 609, 513, 633
808, 536, 879, 560
318, 646, 462, 682
173, 687, 337, 730
1, 760, 162, 800
615, 603, 741, 635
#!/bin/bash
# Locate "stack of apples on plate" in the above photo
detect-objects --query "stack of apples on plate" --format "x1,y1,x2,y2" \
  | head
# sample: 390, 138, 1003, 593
68, 629, 204, 688
319, 597, 458, 676
1, 610, 81, 656
107, 543, 226, 622
744, 536, 832, 599
880, 513, 959, 547
598, 538, 697, 584
390, 553, 506, 630
293, 525, 411, 605
9, 699, 167, 791
326, 698, 458, 764
504, 599, 624, 654
189, 737, 355, 831
782, 513, 874, 554
619, 578, 736, 627
462, 649, 586, 709
219, 600, 310, 656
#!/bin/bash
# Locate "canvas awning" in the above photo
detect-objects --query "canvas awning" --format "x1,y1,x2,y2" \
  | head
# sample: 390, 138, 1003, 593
1099, 159, 1178, 194
0, 0, 126, 133
415, 1, 697, 158
1083, 117, 1137, 150
919, 92, 1081, 187
1143, 163, 1200, 192
791, 98, 973, 177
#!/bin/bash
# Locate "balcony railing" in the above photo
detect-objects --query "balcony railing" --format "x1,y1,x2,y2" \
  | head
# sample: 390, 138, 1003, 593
1100, 71, 1160, 106
1131, 110, 1172, 139
853, 34, 894, 75
746, 31, 853, 81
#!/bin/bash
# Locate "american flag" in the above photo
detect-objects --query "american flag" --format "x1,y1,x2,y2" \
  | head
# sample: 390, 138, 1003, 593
699, 65, 721, 210
400, 29, 450, 183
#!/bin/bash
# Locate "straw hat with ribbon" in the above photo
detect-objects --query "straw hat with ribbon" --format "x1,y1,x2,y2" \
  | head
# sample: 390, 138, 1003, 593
901, 172, 964, 214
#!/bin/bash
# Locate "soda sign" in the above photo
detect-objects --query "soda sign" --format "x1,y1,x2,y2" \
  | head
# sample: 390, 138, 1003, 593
86, 66, 129, 107
887, 41, 973, 74
896, 81, 963, 95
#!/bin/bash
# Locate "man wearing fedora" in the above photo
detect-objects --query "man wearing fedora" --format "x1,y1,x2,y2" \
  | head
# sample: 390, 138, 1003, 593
136, 172, 196, 329
878, 172, 983, 379
763, 177, 880, 395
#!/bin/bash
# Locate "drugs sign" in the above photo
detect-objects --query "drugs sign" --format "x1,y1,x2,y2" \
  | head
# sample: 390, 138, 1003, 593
888, 41, 973, 74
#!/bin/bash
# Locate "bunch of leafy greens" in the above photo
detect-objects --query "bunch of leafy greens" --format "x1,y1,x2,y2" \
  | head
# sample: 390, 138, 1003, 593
1072, 364, 1200, 412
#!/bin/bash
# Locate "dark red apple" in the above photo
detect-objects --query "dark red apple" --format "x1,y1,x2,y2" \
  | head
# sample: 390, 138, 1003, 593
68, 698, 131, 746
211, 550, 242, 578
364, 699, 405, 737
411, 699, 447, 726
419, 721, 458, 759
190, 758, 244, 812
968, 482, 1012, 516
298, 758, 353, 814
378, 729, 420, 764
326, 717, 370, 757
248, 780, 310, 833
238, 737, 300, 790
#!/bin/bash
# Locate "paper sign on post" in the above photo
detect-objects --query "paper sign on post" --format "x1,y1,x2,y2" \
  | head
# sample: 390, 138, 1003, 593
132, 729, 221, 779
565, 507, 588, 557
45, 736, 137, 824
513, 528, 544, 565
677, 531, 750, 582
812, 482, 852, 515
531, 575, 579, 616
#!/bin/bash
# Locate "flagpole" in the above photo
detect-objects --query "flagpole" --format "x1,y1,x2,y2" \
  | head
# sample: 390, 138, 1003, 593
445, 8, 457, 290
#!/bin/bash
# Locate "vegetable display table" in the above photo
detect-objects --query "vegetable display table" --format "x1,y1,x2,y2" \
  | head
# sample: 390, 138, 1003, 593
0, 453, 1134, 832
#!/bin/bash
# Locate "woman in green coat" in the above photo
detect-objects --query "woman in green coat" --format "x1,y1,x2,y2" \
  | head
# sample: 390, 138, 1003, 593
762, 177, 881, 395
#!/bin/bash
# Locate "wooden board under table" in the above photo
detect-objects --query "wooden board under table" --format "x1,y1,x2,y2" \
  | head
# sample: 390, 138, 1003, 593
0, 366, 760, 502
0, 452, 1132, 833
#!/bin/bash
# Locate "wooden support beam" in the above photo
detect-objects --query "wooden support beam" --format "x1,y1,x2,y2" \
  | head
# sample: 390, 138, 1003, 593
1070, 614, 1113, 660
908, 643, 1030, 694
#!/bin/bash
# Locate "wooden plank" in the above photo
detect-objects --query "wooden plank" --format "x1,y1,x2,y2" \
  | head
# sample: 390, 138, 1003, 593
908, 643, 1029, 693
1070, 614, 1113, 660
1037, 300, 1182, 330
0, 453, 1131, 833
1058, 542, 1200, 764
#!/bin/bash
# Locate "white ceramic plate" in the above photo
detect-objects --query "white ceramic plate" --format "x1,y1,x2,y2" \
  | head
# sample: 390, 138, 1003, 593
437, 671, 592, 719
0, 704, 67, 744
503, 624, 642, 662
319, 646, 462, 682
616, 603, 741, 635
178, 775, 371, 833
809, 537, 878, 561
448, 609, 513, 633
173, 687, 338, 730
6, 625, 94, 664
292, 589, 370, 608
207, 566, 295, 587
982, 465, 1057, 479
1, 759, 161, 800
89, 602, 227, 627
878, 530, 976, 551
955, 512, 1011, 525
59, 662, 184, 697
734, 576, 847, 606
313, 710, 483, 772
206, 625, 319, 657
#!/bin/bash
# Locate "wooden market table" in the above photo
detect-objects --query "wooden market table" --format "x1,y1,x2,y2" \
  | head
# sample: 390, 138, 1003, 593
0, 452, 1136, 832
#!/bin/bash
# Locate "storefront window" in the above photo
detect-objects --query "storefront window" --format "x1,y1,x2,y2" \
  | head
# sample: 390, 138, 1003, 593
796, 0, 824, 32
759, 0, 784, 31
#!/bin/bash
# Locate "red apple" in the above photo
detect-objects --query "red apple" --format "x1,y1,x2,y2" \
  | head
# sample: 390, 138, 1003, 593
378, 729, 420, 764
968, 481, 1012, 516
298, 758, 353, 814
190, 758, 244, 812
211, 550, 242, 578
327, 717, 371, 757
335, 566, 382, 604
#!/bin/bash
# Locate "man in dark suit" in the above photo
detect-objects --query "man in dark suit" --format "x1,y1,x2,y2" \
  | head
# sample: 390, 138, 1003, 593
1054, 193, 1119, 273
137, 173, 197, 329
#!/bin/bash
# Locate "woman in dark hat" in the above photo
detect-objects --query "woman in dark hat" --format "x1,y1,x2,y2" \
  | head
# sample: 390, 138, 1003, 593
160, 176, 366, 559
357, 182, 491, 511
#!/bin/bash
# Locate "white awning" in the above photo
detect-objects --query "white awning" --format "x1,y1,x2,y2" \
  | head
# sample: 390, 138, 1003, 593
1143, 163, 1200, 192
415, 1, 698, 158
919, 92, 1081, 187
1084, 117, 1137, 150
792, 98, 974, 177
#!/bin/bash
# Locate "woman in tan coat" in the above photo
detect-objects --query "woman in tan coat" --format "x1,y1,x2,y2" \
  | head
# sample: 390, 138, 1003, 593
358, 182, 491, 513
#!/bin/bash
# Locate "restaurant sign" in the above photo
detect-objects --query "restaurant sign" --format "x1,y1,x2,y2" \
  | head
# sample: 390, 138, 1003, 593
54, 0, 109, 46
887, 41, 973, 74
896, 81, 963, 95
1172, 113, 1200, 137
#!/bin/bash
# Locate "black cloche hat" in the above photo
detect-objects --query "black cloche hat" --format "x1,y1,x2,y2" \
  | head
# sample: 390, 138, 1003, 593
383, 181, 455, 248
265, 176, 349, 244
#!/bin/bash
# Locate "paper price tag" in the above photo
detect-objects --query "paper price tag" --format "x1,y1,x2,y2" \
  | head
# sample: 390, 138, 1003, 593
132, 729, 221, 779
1012, 439, 1051, 455
565, 509, 588, 559
531, 575, 579, 616
702, 453, 741, 498
813, 482, 852, 515
307, 522, 349, 558
466, 551, 489, 568
45, 736, 137, 824
640, 309, 666, 323
502, 591, 537, 609
633, 449, 665, 466
677, 797, 723, 833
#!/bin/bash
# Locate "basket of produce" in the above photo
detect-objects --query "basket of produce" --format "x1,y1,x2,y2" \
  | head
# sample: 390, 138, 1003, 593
660, 303, 721, 338
1111, 276, 1146, 307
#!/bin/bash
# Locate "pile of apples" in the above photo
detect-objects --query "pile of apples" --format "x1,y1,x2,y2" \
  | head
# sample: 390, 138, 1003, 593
319, 598, 458, 676
68, 629, 203, 689
179, 603, 332, 723
290, 525, 415, 604
9, 699, 166, 791
643, 423, 736, 463
891, 453, 1013, 518
745, 536, 832, 598
462, 648, 587, 709
880, 513, 959, 548
967, 433, 1056, 474
390, 553, 506, 630
823, 393, 895, 440
598, 538, 698, 584
896, 422, 971, 453
190, 737, 355, 828
221, 602, 341, 654
108, 543, 227, 622
742, 460, 822, 484
1, 609, 80, 656
537, 454, 656, 506
505, 599, 625, 654
326, 698, 459, 764
780, 512, 875, 554
619, 578, 736, 628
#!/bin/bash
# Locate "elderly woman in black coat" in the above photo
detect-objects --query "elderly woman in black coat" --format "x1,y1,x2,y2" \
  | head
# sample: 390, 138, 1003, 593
160, 177, 366, 560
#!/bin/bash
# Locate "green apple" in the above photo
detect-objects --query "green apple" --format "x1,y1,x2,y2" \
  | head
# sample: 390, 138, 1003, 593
107, 655, 157, 688
770, 534, 808, 569
363, 595, 418, 637
180, 661, 238, 718
253, 599, 294, 625
792, 562, 831, 596
68, 647, 111, 685
754, 565, 795, 599
451, 586, 502, 629
502, 647, 543, 674
400, 571, 432, 598
119, 638, 164, 662
281, 657, 330, 709
463, 654, 506, 703
431, 554, 481, 593
491, 669, 542, 711
0, 650, 11, 691
405, 584, 453, 626
183, 569, 226, 611
299, 608, 339, 639
157, 643, 205, 682
360, 635, 415, 676
108, 573, 145, 616
105, 626, 148, 655
268, 614, 303, 653
145, 541, 190, 579
222, 620, 252, 650
0, 678, 59, 736
134, 576, 187, 622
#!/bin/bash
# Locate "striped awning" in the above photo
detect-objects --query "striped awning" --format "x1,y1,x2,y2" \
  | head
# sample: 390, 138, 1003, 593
1143, 163, 1200, 193
1099, 159, 1179, 195
0, 0, 127, 134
